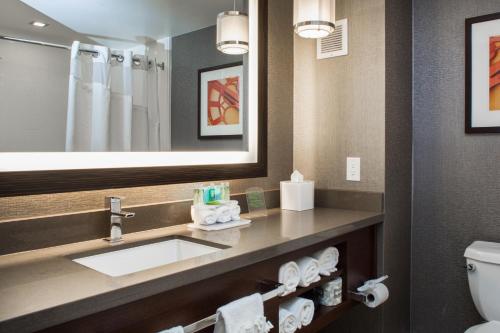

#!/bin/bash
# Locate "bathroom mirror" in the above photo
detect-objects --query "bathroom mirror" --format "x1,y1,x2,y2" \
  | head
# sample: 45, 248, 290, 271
0, 0, 267, 196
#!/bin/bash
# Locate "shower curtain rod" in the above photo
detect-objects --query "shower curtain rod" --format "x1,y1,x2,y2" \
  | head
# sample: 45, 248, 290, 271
0, 35, 165, 69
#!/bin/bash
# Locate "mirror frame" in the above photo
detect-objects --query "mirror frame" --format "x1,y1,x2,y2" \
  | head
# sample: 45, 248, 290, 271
0, 0, 267, 197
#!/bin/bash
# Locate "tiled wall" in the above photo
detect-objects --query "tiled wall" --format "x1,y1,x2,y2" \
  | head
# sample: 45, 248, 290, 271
0, 0, 294, 222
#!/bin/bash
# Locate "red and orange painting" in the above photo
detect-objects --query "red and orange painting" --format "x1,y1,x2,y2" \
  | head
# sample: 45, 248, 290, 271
207, 76, 240, 126
490, 35, 500, 111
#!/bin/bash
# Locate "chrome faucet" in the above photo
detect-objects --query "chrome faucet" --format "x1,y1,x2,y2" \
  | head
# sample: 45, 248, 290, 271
106, 197, 135, 244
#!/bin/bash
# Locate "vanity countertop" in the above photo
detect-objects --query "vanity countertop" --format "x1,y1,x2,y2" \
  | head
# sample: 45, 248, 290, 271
0, 207, 383, 332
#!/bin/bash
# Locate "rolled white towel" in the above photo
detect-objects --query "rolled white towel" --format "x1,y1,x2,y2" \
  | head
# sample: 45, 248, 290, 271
215, 205, 232, 223
281, 297, 315, 328
296, 257, 321, 287
313, 247, 339, 276
190, 205, 217, 225
230, 205, 241, 221
279, 308, 298, 333
278, 261, 300, 296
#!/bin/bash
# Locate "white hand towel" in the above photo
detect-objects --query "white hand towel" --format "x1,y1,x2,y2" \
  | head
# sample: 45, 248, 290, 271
279, 308, 298, 333
215, 205, 232, 223
190, 205, 217, 225
278, 261, 300, 296
296, 257, 321, 287
313, 247, 339, 276
158, 326, 184, 333
214, 293, 271, 333
281, 297, 315, 328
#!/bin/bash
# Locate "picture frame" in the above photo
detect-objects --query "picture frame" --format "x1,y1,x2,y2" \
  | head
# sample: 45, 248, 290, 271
465, 12, 500, 133
198, 62, 244, 139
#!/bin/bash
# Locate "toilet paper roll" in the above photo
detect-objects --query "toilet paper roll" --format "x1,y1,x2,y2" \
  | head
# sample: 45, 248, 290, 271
363, 283, 389, 308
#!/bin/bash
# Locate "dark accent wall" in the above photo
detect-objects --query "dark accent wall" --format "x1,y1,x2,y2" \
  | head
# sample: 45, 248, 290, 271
384, 0, 413, 332
170, 25, 248, 151
412, 1, 500, 332
319, 1, 413, 332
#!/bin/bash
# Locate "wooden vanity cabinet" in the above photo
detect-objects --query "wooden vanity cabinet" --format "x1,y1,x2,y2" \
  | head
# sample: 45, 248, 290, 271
40, 225, 378, 333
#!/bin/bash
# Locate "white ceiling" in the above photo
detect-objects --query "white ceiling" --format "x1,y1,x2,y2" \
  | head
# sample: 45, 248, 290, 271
0, 0, 93, 45
17, 0, 240, 49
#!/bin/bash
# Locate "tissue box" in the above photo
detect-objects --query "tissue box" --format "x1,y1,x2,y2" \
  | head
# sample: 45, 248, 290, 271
280, 180, 314, 211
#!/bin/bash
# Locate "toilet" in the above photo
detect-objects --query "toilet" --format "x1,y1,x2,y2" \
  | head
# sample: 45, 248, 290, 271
464, 241, 500, 333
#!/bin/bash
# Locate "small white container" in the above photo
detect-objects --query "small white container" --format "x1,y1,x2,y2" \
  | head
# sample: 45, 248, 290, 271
280, 180, 314, 211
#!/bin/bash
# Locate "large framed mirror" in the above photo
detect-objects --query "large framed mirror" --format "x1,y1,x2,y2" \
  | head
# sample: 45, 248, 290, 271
0, 0, 267, 196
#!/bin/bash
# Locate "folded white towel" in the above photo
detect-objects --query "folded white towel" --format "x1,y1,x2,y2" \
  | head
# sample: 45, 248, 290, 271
214, 293, 272, 333
191, 205, 217, 225
296, 257, 321, 287
216, 205, 232, 223
313, 247, 339, 276
222, 200, 239, 207
279, 308, 298, 333
230, 205, 241, 221
278, 261, 300, 296
281, 297, 315, 328
158, 326, 183, 333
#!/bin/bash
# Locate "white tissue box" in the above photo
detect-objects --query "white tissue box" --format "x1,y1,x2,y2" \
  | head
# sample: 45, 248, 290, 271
280, 181, 314, 211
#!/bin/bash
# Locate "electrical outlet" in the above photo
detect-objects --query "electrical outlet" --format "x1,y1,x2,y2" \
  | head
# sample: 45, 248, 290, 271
346, 157, 361, 181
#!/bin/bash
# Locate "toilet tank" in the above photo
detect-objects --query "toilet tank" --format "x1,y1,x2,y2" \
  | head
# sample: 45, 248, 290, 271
464, 241, 500, 321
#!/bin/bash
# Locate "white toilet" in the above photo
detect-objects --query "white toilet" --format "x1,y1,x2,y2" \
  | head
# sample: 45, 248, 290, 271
464, 241, 500, 333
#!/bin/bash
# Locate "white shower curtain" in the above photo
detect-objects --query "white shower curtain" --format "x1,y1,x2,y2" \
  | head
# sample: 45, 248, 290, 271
65, 41, 110, 152
65, 42, 165, 152
131, 56, 160, 151
109, 51, 133, 151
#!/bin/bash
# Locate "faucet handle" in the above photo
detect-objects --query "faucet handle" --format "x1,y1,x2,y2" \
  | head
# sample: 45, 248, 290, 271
106, 196, 124, 213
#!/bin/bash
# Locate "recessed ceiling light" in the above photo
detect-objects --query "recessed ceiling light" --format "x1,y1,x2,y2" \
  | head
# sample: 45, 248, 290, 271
30, 21, 48, 28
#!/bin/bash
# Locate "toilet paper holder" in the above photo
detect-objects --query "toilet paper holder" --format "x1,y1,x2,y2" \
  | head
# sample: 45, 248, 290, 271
349, 275, 389, 303
349, 291, 369, 303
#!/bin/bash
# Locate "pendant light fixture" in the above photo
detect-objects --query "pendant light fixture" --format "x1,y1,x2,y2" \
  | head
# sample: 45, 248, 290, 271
294, 0, 336, 39
216, 0, 249, 55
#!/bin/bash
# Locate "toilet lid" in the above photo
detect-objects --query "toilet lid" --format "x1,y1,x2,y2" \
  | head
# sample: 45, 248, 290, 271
467, 321, 500, 333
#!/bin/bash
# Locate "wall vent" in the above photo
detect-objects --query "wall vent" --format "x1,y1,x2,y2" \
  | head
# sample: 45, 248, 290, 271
317, 18, 348, 59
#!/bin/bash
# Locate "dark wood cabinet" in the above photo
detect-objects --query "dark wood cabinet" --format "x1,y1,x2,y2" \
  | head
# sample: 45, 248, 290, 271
40, 226, 377, 333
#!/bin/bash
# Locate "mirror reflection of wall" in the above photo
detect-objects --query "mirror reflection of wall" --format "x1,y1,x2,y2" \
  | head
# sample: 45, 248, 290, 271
0, 0, 249, 152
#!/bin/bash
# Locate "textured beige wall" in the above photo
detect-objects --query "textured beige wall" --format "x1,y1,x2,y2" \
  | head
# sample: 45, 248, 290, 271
293, 0, 385, 192
0, 0, 294, 222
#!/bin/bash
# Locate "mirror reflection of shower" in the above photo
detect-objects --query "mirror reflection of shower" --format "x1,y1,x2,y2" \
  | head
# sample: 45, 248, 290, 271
0, 0, 249, 152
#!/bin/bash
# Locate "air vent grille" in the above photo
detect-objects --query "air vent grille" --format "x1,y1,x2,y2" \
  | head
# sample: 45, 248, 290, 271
317, 18, 348, 59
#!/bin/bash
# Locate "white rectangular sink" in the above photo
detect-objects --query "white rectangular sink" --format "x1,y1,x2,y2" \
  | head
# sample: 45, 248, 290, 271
73, 238, 224, 277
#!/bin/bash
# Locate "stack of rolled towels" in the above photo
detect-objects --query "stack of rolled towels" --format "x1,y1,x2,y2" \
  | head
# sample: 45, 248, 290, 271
279, 297, 315, 333
278, 247, 339, 295
191, 200, 241, 226
276, 247, 338, 332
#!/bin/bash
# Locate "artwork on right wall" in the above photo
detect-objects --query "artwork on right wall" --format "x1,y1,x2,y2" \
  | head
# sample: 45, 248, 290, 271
465, 12, 500, 133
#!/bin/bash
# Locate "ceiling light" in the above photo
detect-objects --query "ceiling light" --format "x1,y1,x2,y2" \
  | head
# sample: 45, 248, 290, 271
30, 21, 48, 28
216, 0, 248, 55
294, 0, 336, 39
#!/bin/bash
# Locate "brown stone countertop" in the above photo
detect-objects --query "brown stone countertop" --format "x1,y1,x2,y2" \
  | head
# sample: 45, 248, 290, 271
0, 208, 383, 333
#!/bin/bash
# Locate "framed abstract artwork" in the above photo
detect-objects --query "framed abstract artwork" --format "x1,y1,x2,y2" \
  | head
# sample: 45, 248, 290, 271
465, 12, 500, 133
198, 62, 244, 138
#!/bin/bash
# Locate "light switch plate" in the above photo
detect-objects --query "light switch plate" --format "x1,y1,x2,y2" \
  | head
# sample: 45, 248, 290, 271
346, 157, 361, 181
